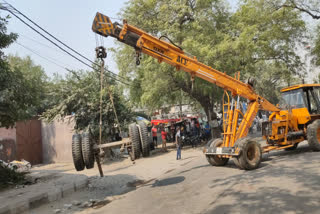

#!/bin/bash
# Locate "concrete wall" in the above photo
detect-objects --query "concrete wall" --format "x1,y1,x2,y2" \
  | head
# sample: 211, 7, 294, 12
41, 117, 75, 163
0, 127, 16, 142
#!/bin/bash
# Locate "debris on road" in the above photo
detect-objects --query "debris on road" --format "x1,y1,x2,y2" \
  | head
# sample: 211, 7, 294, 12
0, 159, 31, 173
54, 209, 62, 214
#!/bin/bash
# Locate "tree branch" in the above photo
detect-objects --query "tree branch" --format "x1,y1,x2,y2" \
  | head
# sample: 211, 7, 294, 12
281, 1, 320, 19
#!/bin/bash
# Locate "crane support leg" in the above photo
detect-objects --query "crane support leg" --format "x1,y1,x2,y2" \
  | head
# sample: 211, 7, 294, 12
235, 101, 259, 142
204, 101, 259, 157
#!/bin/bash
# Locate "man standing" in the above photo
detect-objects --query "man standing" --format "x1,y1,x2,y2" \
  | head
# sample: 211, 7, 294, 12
204, 122, 211, 140
161, 126, 168, 152
175, 127, 182, 160
185, 121, 190, 136
152, 125, 158, 148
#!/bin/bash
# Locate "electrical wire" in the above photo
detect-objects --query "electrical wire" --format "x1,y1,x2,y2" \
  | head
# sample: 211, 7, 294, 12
15, 41, 73, 71
3, 1, 129, 83
2, 7, 131, 85
19, 34, 63, 54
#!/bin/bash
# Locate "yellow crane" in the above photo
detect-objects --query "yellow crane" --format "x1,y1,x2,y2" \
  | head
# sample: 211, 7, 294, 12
92, 12, 320, 170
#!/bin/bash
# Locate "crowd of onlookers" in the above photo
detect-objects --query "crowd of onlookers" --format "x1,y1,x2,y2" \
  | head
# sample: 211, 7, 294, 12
150, 118, 212, 151
149, 113, 268, 160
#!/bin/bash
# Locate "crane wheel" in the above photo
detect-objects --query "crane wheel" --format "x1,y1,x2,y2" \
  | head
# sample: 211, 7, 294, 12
307, 119, 320, 151
82, 132, 95, 169
129, 123, 141, 159
205, 139, 229, 166
235, 138, 262, 170
138, 121, 150, 157
72, 134, 85, 171
232, 158, 243, 169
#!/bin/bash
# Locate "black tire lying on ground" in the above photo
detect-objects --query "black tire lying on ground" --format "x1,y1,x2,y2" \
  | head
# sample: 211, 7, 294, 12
129, 123, 141, 160
235, 137, 262, 170
138, 121, 150, 157
72, 134, 85, 171
307, 119, 320, 151
205, 138, 229, 166
82, 132, 95, 169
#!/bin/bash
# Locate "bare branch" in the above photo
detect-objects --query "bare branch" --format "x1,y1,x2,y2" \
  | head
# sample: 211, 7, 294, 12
281, 0, 320, 19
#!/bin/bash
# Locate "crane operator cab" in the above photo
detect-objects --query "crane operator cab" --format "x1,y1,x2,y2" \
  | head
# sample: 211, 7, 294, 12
263, 84, 320, 154
280, 85, 320, 115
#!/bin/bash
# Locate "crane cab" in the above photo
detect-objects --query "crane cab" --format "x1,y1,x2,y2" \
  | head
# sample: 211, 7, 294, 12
280, 84, 320, 122
263, 84, 320, 147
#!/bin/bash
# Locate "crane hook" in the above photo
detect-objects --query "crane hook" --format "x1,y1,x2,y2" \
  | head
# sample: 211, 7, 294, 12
95, 46, 107, 59
135, 50, 141, 66
191, 74, 195, 92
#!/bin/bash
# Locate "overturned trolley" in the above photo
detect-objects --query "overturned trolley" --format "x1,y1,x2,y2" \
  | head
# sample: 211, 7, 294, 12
71, 121, 151, 176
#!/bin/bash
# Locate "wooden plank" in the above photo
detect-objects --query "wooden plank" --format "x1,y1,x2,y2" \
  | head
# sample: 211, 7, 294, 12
93, 138, 131, 150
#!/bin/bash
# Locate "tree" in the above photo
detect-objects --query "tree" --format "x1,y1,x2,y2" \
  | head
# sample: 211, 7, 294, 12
42, 69, 133, 141
276, 0, 320, 65
8, 55, 49, 115
115, 0, 306, 123
313, 26, 320, 66
0, 54, 49, 128
278, 0, 320, 19
0, 14, 19, 127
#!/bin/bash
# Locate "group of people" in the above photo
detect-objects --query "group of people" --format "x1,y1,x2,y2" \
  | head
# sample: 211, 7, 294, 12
151, 125, 168, 152
151, 118, 212, 160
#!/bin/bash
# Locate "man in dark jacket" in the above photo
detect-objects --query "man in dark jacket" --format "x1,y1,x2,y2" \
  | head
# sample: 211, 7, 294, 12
175, 127, 182, 160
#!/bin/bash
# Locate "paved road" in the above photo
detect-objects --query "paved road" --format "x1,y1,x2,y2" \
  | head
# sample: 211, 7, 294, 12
88, 141, 320, 214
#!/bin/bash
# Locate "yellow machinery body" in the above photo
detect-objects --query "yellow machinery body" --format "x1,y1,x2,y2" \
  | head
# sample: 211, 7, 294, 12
92, 13, 320, 168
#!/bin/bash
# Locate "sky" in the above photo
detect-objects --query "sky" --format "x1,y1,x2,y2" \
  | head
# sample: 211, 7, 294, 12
2, 0, 318, 82
3, 0, 128, 77
2, 0, 239, 78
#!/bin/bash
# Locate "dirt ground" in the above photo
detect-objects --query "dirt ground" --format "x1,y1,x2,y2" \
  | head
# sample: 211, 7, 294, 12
28, 145, 203, 214
22, 138, 320, 214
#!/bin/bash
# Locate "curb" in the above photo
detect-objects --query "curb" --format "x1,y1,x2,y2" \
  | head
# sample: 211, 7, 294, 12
0, 177, 89, 214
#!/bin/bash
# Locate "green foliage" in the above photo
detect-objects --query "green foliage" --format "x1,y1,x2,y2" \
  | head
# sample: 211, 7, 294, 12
0, 15, 19, 127
0, 55, 49, 128
115, 0, 306, 118
0, 162, 27, 190
42, 69, 133, 140
8, 55, 49, 114
312, 25, 320, 66
274, 0, 320, 68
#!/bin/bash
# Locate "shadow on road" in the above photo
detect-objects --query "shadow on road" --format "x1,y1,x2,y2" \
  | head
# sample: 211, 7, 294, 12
205, 144, 320, 214
151, 176, 185, 187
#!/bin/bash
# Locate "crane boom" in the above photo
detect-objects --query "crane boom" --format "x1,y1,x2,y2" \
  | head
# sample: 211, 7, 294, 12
92, 12, 279, 112
92, 12, 281, 158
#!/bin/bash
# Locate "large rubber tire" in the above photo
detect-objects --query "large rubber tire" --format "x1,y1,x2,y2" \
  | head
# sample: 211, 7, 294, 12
205, 138, 229, 166
235, 138, 262, 170
232, 157, 243, 169
129, 123, 141, 159
72, 134, 85, 171
233, 139, 244, 169
82, 132, 95, 169
149, 135, 155, 151
307, 120, 320, 151
138, 121, 150, 157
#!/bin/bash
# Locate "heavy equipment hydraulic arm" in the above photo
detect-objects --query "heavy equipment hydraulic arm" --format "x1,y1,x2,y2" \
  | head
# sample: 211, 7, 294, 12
92, 12, 279, 155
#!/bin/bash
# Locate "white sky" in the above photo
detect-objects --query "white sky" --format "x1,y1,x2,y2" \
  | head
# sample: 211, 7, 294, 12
2, 0, 319, 82
3, 0, 128, 77
1, 0, 239, 78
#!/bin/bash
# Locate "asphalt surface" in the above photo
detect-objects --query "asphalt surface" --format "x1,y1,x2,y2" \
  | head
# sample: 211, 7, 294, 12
87, 141, 320, 214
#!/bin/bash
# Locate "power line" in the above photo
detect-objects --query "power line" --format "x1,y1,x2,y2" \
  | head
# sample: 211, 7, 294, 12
15, 41, 72, 71
2, 7, 130, 85
4, 1, 129, 83
19, 34, 64, 54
